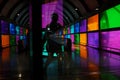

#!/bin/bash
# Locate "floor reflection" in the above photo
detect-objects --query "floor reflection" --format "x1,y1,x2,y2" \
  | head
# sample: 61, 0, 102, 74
0, 44, 120, 80
43, 44, 120, 80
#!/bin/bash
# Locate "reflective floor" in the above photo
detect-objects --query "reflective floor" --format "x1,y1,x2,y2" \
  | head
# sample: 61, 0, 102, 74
43, 44, 120, 80
0, 44, 120, 80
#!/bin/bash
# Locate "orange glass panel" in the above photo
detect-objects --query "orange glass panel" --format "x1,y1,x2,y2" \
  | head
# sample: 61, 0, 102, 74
80, 45, 87, 59
80, 33, 87, 45
1, 35, 10, 48
88, 14, 99, 31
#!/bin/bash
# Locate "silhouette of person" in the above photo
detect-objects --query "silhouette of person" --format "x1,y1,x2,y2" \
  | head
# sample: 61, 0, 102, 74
42, 13, 63, 57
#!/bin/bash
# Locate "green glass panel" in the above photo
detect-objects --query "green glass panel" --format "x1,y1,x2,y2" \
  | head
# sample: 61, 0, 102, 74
74, 34, 80, 44
10, 35, 16, 46
100, 4, 120, 29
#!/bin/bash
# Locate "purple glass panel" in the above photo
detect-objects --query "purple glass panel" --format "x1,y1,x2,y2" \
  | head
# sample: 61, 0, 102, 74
1, 20, 9, 34
71, 34, 74, 43
88, 32, 99, 48
20, 27, 23, 35
80, 19, 87, 32
42, 0, 63, 28
101, 30, 120, 52
16, 36, 19, 44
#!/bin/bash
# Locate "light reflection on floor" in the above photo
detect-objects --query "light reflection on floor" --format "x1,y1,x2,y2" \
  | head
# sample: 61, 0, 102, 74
0, 44, 120, 80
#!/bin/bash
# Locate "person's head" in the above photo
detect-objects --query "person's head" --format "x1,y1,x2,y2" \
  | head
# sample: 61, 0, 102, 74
51, 13, 58, 22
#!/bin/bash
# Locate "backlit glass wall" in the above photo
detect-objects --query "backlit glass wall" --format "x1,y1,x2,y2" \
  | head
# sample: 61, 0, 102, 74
10, 35, 16, 46
101, 30, 120, 52
1, 35, 10, 48
42, 0, 63, 29
1, 20, 9, 34
100, 4, 120, 53
100, 4, 120, 30
10, 23, 16, 35
88, 14, 99, 31
88, 32, 99, 48
80, 19, 87, 32
74, 22, 79, 33
74, 34, 79, 44
41, 3, 120, 55
80, 33, 87, 45
0, 19, 27, 48
16, 26, 20, 35
70, 24, 74, 34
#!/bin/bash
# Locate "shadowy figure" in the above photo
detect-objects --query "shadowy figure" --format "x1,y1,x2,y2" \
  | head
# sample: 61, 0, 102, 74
17, 40, 25, 54
42, 13, 63, 57
42, 13, 63, 78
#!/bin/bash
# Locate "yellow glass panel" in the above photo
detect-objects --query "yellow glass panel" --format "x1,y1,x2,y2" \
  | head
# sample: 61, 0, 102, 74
2, 35, 10, 48
63, 29, 65, 34
80, 33, 87, 45
88, 14, 99, 31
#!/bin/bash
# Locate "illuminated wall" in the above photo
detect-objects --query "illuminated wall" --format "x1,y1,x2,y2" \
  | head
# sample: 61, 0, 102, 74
42, 0, 63, 28
1, 35, 10, 48
70, 24, 74, 33
88, 14, 99, 31
23, 28, 26, 35
80, 19, 87, 32
88, 32, 99, 48
64, 34, 70, 38
101, 30, 120, 52
67, 26, 70, 34
16, 26, 20, 35
80, 33, 87, 45
0, 19, 27, 49
20, 27, 23, 35
10, 35, 16, 46
10, 23, 15, 35
74, 22, 79, 33
1, 20, 9, 34
16, 35, 19, 44
100, 4, 120, 29
71, 34, 74, 43
41, 4, 120, 55
74, 34, 79, 44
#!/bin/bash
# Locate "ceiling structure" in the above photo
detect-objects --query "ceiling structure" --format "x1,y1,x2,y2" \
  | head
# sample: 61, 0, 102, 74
0, 0, 120, 28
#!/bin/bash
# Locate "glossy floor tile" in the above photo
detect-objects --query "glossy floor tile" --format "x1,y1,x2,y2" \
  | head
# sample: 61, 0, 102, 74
0, 46, 32, 80
1, 45, 120, 80
43, 44, 120, 80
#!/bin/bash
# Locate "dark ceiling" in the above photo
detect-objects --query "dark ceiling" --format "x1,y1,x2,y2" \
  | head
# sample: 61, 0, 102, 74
0, 0, 120, 27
